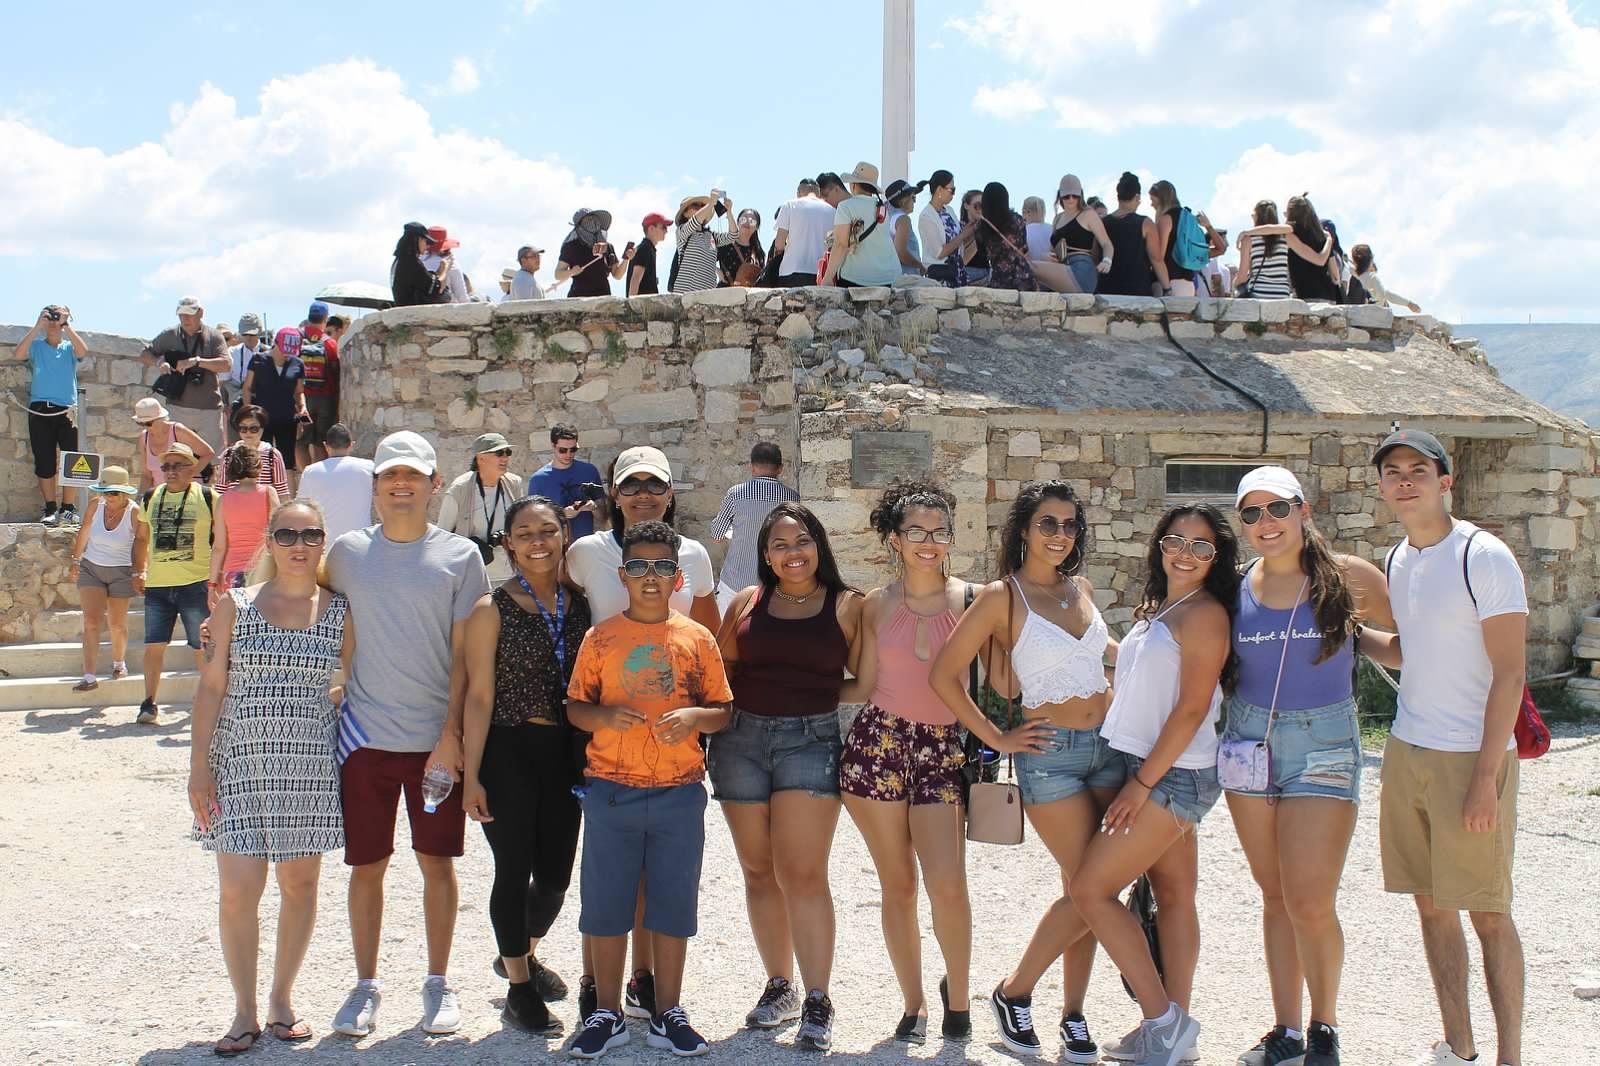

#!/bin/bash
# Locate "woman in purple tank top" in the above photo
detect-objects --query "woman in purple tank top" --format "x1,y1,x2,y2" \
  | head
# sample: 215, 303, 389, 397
1223, 466, 1395, 1066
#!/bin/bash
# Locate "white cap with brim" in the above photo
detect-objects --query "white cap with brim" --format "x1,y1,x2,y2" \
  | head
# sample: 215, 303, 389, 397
374, 430, 437, 476
1235, 465, 1305, 507
612, 445, 672, 487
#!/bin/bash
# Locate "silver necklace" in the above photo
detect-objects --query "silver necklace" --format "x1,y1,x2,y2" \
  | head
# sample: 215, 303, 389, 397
773, 584, 820, 605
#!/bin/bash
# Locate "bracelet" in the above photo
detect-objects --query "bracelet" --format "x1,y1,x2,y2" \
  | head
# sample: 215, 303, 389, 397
1133, 773, 1157, 790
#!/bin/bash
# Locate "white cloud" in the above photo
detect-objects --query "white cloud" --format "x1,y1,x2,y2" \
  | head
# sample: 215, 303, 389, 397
0, 60, 670, 322
443, 57, 481, 96
955, 0, 1600, 321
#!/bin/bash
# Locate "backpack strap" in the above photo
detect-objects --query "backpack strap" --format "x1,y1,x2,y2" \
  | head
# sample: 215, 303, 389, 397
1461, 527, 1483, 608
1383, 542, 1400, 583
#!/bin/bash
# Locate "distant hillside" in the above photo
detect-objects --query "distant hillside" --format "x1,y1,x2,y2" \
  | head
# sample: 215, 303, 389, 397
1466, 323, 1600, 425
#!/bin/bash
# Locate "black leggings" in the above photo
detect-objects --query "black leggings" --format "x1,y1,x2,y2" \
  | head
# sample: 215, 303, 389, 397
479, 722, 583, 958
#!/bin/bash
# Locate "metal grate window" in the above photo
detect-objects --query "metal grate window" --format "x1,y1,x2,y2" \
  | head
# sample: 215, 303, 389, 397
1164, 460, 1263, 498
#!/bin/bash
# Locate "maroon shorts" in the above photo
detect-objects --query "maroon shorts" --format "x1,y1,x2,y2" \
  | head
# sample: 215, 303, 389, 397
839, 703, 965, 806
341, 747, 466, 867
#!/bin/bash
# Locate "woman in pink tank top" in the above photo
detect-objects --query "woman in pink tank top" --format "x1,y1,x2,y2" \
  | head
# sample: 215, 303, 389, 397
209, 444, 280, 597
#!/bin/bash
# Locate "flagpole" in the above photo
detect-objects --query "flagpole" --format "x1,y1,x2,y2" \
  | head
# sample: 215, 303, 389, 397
882, 0, 914, 184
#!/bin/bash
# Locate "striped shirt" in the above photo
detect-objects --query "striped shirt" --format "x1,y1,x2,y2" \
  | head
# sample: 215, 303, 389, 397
670, 214, 737, 294
711, 475, 801, 593
1242, 235, 1292, 298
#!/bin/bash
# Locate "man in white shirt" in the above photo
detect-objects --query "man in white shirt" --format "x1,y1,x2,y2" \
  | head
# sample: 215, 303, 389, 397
770, 178, 837, 286
297, 423, 376, 543
1361, 428, 1527, 1066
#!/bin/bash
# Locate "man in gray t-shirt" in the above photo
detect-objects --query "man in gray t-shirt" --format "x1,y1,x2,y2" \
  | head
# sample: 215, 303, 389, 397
139, 296, 231, 463
323, 430, 490, 1038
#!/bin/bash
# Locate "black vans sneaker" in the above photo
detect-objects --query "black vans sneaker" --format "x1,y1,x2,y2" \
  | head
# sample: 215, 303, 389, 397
647, 1006, 709, 1057
990, 984, 1041, 1056
1303, 1021, 1340, 1066
1061, 1011, 1098, 1064
623, 971, 656, 1019
796, 990, 834, 1052
569, 1009, 628, 1059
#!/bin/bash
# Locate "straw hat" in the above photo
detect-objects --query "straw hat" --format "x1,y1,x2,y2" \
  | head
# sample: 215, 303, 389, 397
133, 397, 169, 424
90, 466, 138, 496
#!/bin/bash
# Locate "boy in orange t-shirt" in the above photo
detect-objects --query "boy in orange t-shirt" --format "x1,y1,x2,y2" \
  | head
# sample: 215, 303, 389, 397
567, 520, 732, 1059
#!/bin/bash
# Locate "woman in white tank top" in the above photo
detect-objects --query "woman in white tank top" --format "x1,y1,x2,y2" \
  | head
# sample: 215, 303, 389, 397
1068, 505, 1241, 1063
67, 465, 150, 691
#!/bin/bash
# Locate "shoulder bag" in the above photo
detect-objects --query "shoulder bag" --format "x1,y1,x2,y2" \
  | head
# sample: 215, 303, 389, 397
966, 579, 1025, 845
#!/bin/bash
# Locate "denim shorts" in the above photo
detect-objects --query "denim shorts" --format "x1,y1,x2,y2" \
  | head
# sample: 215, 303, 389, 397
1015, 724, 1126, 806
1121, 753, 1221, 825
1221, 695, 1362, 802
143, 580, 209, 648
1063, 253, 1098, 294
578, 778, 706, 938
707, 708, 842, 803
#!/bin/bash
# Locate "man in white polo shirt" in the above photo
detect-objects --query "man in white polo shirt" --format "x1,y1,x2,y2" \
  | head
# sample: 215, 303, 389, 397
1361, 428, 1527, 1066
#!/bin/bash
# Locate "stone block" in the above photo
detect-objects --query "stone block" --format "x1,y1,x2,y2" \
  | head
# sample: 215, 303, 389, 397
427, 334, 474, 358
847, 287, 894, 303
908, 287, 958, 309
1220, 323, 1247, 340
1258, 298, 1308, 324
1019, 291, 1064, 314
692, 347, 753, 387
547, 331, 590, 355
703, 390, 740, 424
938, 309, 972, 332
1345, 305, 1395, 330
1096, 295, 1163, 317
527, 361, 580, 385
446, 397, 486, 430
1008, 431, 1042, 458
1220, 300, 1262, 323
566, 379, 610, 404
764, 381, 796, 407
1491, 471, 1564, 494
476, 369, 523, 394
838, 348, 866, 368
777, 313, 814, 343
647, 321, 676, 346
1529, 516, 1577, 550
1507, 444, 1585, 470
817, 309, 862, 334
681, 286, 750, 309
109, 360, 145, 386
1167, 320, 1215, 340
1569, 478, 1600, 499
381, 302, 494, 328
1347, 328, 1370, 343
399, 378, 421, 402
623, 331, 648, 350
1065, 294, 1097, 312
426, 359, 488, 375
1159, 296, 1200, 315
608, 388, 698, 425
1067, 315, 1107, 335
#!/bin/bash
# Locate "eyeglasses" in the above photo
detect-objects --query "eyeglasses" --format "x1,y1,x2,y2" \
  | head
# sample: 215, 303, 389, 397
622, 558, 680, 578
271, 527, 327, 547
618, 477, 670, 497
236, 424, 262, 434
1034, 516, 1078, 538
897, 527, 953, 544
484, 448, 513, 458
1239, 499, 1299, 525
159, 462, 191, 473
1158, 534, 1217, 561
556, 445, 579, 455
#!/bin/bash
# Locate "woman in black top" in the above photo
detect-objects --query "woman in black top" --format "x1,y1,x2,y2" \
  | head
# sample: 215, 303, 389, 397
960, 189, 991, 283
555, 208, 629, 297
719, 208, 768, 287
461, 495, 592, 1034
1284, 196, 1341, 302
391, 222, 446, 307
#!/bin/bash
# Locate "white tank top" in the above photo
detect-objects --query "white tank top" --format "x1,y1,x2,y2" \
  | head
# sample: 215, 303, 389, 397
1098, 593, 1222, 770
81, 498, 137, 568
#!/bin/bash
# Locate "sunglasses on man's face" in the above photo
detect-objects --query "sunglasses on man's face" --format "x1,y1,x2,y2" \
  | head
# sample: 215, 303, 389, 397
556, 445, 579, 455
271, 527, 327, 547
1239, 499, 1299, 525
1158, 534, 1217, 561
485, 448, 512, 458
159, 462, 191, 473
618, 477, 670, 497
621, 558, 679, 579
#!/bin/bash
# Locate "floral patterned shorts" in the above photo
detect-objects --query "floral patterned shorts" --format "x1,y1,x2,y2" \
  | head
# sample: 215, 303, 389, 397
839, 703, 965, 806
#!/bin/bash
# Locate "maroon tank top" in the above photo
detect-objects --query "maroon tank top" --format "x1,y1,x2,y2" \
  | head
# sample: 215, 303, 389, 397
731, 585, 849, 717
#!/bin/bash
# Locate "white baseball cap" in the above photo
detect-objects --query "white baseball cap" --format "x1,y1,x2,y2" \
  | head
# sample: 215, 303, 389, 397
612, 445, 672, 486
1234, 465, 1305, 507
374, 430, 437, 476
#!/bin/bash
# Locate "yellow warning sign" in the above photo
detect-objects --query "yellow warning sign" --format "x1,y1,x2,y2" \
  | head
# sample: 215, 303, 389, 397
58, 451, 103, 488
70, 455, 93, 476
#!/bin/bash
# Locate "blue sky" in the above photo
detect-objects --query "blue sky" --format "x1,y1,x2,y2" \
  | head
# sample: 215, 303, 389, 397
4, 0, 1597, 340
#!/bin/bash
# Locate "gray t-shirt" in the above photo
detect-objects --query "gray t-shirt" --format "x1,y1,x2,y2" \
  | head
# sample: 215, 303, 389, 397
326, 523, 490, 752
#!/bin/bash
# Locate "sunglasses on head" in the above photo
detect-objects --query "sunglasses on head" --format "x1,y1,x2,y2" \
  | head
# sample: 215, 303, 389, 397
1034, 516, 1078, 538
622, 558, 679, 578
556, 445, 579, 455
618, 476, 670, 497
159, 462, 190, 472
1239, 498, 1299, 525
1158, 534, 1217, 561
271, 527, 327, 547
897, 527, 952, 544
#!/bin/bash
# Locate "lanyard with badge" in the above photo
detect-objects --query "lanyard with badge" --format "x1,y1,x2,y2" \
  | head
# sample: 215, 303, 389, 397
516, 575, 566, 672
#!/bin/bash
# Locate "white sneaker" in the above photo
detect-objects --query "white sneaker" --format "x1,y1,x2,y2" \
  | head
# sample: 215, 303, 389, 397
1104, 1022, 1199, 1063
333, 982, 382, 1036
1409, 1042, 1474, 1066
421, 976, 462, 1034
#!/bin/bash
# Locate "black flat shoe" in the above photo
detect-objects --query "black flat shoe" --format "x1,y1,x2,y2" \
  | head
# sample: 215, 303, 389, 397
940, 976, 971, 1040
893, 1013, 928, 1045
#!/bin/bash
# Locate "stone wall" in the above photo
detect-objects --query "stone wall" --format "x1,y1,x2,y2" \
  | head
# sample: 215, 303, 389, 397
0, 524, 80, 642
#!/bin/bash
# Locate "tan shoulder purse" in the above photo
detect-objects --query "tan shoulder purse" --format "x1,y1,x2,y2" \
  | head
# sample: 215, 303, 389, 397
966, 579, 1025, 846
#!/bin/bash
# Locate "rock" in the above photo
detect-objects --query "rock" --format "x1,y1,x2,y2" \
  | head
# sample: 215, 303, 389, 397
1346, 304, 1395, 330
607, 387, 698, 424
861, 371, 888, 383
1220, 300, 1262, 323
776, 313, 814, 343
908, 287, 958, 309
702, 390, 740, 424
527, 362, 580, 385
837, 348, 867, 368
566, 379, 610, 404
1258, 298, 1308, 324
1008, 431, 1042, 458
426, 359, 488, 375
446, 397, 486, 430
381, 301, 494, 328
476, 369, 523, 394
692, 348, 753, 387
646, 321, 676, 346
938, 309, 972, 332
547, 331, 591, 355
817, 309, 862, 334
1019, 291, 1064, 313
426, 335, 474, 358
682, 287, 750, 308
883, 355, 919, 380
847, 287, 893, 303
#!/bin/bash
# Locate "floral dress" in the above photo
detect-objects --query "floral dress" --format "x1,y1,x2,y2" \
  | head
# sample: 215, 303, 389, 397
980, 210, 1039, 291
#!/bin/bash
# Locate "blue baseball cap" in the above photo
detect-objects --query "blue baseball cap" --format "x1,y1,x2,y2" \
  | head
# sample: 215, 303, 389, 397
306, 301, 331, 321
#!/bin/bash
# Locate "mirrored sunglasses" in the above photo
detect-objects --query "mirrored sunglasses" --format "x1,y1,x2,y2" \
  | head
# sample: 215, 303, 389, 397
1239, 499, 1298, 525
621, 558, 679, 578
1157, 534, 1217, 561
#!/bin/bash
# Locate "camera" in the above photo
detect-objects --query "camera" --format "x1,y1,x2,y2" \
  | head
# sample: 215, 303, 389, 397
44, 307, 62, 322
470, 530, 505, 566
578, 482, 607, 501
487, 530, 505, 547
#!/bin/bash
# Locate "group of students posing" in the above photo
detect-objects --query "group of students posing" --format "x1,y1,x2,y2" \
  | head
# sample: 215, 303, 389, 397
185, 428, 1527, 1066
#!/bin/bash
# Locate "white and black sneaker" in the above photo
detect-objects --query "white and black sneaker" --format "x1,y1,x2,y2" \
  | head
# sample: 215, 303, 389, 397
58, 503, 79, 527
624, 971, 656, 1019
648, 1006, 709, 1057
796, 990, 834, 1052
1061, 1011, 1098, 1064
40, 504, 59, 528
745, 976, 802, 1028
990, 984, 1042, 1057
569, 1009, 629, 1059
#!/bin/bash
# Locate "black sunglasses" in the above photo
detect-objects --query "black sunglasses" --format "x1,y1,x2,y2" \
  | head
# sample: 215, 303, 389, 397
621, 558, 679, 578
556, 445, 579, 455
618, 477, 670, 497
484, 448, 513, 458
1239, 499, 1299, 525
271, 527, 327, 547
159, 462, 191, 472
236, 423, 262, 433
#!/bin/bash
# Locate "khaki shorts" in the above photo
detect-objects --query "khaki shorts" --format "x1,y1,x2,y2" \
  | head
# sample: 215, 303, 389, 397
1379, 737, 1518, 913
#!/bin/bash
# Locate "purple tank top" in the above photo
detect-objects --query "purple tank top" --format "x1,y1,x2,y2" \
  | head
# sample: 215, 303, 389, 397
1232, 567, 1353, 710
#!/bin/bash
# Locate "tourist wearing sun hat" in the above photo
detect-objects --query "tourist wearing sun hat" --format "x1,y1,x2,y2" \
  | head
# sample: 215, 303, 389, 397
669, 190, 740, 294
818, 161, 902, 288
438, 432, 524, 583
133, 395, 214, 493
137, 439, 218, 724
556, 208, 629, 297
66, 464, 150, 692
422, 226, 470, 303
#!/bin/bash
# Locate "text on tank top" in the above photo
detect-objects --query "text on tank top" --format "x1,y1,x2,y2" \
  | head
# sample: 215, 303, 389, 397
1232, 564, 1353, 710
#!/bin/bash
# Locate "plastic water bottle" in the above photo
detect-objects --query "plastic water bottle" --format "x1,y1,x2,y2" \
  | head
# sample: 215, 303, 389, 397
420, 764, 455, 813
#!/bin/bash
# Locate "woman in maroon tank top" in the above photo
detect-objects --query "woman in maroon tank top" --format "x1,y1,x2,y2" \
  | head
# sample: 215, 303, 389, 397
711, 502, 863, 1048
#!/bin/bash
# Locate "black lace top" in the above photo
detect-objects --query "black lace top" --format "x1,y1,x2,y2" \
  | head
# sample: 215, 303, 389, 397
491, 585, 592, 727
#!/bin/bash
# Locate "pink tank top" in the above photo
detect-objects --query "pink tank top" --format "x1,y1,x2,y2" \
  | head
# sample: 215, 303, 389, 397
868, 604, 959, 725
140, 421, 189, 485
220, 483, 273, 573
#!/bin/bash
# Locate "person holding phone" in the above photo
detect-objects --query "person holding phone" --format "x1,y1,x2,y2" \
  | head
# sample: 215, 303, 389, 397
669, 190, 739, 294
557, 208, 630, 297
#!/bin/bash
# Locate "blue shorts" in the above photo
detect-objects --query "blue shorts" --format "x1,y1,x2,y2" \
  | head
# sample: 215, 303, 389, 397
1121, 753, 1221, 825
1222, 695, 1362, 803
143, 580, 209, 648
707, 708, 842, 803
1015, 724, 1125, 806
578, 778, 706, 939
1063, 253, 1098, 294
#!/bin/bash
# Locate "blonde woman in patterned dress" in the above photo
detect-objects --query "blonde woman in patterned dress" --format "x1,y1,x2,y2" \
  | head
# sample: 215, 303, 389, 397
189, 499, 351, 1056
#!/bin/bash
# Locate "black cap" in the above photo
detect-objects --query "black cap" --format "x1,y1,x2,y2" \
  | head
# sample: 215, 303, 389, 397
1372, 428, 1451, 474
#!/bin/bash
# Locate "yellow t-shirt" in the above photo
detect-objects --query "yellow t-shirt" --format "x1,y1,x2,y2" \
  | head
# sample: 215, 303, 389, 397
141, 483, 214, 588
567, 611, 733, 788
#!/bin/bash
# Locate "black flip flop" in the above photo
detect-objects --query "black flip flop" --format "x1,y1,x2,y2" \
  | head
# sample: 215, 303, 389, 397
213, 1027, 261, 1057
268, 1019, 312, 1042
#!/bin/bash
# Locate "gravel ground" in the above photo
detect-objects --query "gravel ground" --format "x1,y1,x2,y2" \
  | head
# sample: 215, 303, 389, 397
4, 705, 1597, 1066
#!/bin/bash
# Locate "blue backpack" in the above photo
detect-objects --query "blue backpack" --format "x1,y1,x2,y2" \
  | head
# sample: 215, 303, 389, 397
1173, 208, 1211, 273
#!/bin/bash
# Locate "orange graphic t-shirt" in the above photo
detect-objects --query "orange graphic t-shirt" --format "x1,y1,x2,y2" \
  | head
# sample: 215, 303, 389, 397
567, 611, 734, 788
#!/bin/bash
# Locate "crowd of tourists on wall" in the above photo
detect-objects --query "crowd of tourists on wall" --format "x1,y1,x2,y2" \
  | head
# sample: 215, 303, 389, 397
387, 163, 1423, 312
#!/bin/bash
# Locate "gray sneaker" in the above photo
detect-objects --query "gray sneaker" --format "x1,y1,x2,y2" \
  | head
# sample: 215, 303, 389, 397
1104, 1023, 1199, 1063
333, 983, 382, 1037
421, 976, 462, 1034
745, 977, 802, 1028
1136, 1006, 1201, 1066
1238, 1025, 1307, 1065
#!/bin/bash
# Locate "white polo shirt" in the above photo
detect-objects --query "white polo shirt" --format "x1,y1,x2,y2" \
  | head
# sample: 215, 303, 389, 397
1386, 520, 1527, 753
773, 196, 835, 278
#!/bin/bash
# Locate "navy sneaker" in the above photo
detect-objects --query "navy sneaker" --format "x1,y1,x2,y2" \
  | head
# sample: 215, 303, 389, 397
569, 1009, 628, 1060
648, 1006, 709, 1057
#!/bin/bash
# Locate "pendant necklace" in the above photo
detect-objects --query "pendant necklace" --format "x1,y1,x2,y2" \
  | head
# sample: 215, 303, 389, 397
773, 584, 820, 606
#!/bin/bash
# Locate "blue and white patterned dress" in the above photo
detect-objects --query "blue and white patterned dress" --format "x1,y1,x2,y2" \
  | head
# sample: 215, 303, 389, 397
195, 587, 348, 861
